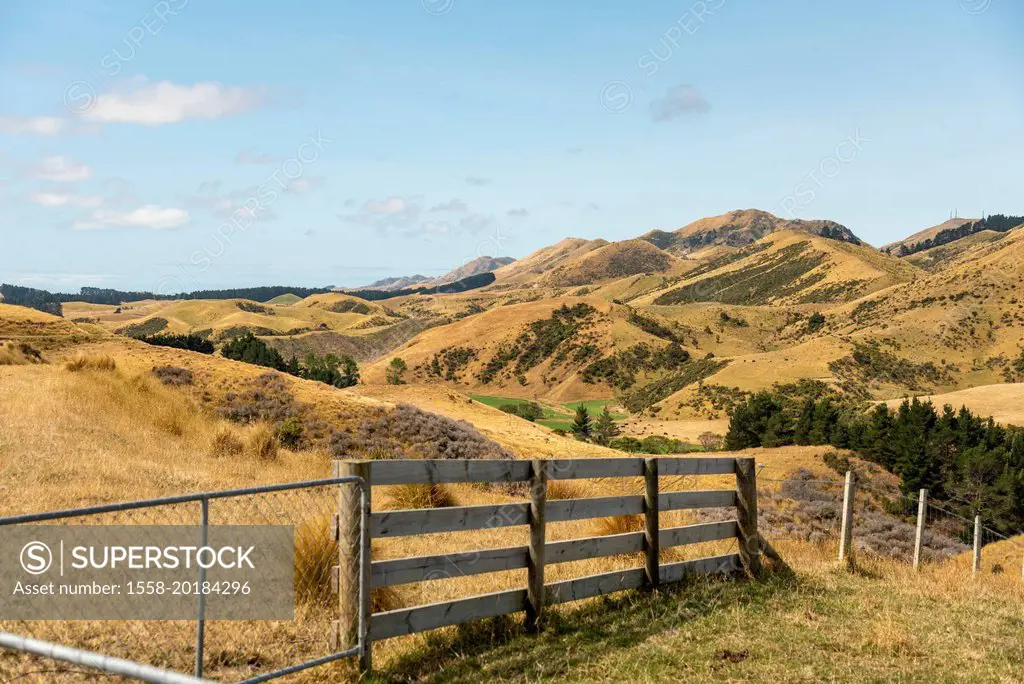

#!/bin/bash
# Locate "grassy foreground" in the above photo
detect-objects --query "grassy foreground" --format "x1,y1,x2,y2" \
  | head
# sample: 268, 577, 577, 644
373, 541, 1024, 683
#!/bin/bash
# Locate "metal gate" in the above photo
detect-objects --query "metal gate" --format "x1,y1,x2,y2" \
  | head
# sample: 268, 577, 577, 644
0, 475, 368, 683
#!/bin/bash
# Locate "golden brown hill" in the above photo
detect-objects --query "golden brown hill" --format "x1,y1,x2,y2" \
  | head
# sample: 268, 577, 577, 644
881, 218, 979, 255
89, 297, 380, 341
838, 226, 1024, 378
540, 239, 681, 287
490, 238, 609, 286
640, 209, 862, 256
431, 255, 515, 285
904, 229, 1007, 272
641, 229, 920, 307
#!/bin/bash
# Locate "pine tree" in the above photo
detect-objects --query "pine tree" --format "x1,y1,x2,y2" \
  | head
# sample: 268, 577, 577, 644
593, 407, 620, 446
793, 398, 815, 445
571, 404, 592, 439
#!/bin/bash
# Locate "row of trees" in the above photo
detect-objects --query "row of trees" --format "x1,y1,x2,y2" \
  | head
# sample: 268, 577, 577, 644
726, 391, 1024, 532
221, 334, 359, 388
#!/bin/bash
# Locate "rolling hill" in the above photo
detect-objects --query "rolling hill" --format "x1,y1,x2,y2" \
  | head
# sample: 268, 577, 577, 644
642, 229, 919, 307
639, 209, 863, 256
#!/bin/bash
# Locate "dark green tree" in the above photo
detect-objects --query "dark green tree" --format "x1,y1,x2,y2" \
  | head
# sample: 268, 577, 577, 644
593, 407, 621, 446
571, 404, 592, 439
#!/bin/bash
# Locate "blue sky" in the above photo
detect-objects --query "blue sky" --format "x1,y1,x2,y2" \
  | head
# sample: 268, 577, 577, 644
1, 0, 1020, 292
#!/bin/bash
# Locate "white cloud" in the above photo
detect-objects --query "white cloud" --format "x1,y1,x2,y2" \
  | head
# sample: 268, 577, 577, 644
507, 208, 529, 218
429, 199, 468, 213
28, 191, 103, 208
74, 205, 190, 230
650, 85, 711, 122
32, 156, 92, 182
465, 175, 492, 186
341, 196, 423, 231
0, 116, 67, 136
83, 80, 266, 125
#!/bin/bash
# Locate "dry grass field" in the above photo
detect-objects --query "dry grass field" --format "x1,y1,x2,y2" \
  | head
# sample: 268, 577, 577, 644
880, 384, 1024, 428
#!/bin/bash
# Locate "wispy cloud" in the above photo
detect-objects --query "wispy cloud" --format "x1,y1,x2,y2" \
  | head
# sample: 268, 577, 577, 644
73, 205, 190, 230
507, 208, 529, 218
32, 156, 92, 182
341, 196, 423, 231
429, 198, 468, 213
465, 175, 492, 186
82, 80, 266, 125
28, 191, 103, 208
650, 84, 710, 122
0, 116, 67, 136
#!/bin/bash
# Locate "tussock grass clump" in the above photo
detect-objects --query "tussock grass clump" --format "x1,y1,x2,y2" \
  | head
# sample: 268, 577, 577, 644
385, 484, 456, 510
247, 424, 279, 461
293, 515, 337, 605
208, 426, 245, 458
545, 479, 588, 501
0, 341, 44, 366
64, 354, 116, 372
592, 514, 645, 537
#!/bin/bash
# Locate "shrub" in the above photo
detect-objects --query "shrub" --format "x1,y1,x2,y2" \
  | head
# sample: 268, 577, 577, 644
499, 402, 544, 422
275, 416, 304, 449
248, 424, 279, 461
330, 403, 513, 461
65, 354, 117, 372
822, 450, 852, 476
218, 373, 299, 424
300, 353, 359, 388
386, 357, 408, 385
152, 365, 194, 386
807, 312, 826, 333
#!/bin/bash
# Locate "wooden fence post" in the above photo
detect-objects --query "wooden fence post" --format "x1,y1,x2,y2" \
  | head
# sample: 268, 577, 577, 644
334, 460, 373, 673
525, 459, 547, 633
838, 470, 856, 567
973, 515, 983, 576
913, 488, 927, 571
643, 458, 660, 588
735, 458, 761, 577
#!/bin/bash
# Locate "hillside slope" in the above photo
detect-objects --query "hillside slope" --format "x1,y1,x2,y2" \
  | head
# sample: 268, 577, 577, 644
643, 230, 919, 307
640, 209, 863, 256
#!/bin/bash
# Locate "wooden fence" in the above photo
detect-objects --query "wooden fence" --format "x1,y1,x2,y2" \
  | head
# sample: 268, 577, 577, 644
331, 456, 761, 673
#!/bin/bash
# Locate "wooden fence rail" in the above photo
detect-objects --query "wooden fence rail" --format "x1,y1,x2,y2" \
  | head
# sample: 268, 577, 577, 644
333, 456, 760, 674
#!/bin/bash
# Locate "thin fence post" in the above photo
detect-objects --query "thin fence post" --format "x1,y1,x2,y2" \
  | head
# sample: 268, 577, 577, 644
838, 470, 856, 567
913, 488, 927, 571
194, 497, 209, 680
735, 458, 761, 577
973, 515, 983, 576
525, 459, 548, 633
643, 458, 660, 588
334, 460, 372, 674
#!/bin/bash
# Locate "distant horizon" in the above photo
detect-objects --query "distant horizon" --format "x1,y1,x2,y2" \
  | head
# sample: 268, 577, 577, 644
2, 205, 1012, 294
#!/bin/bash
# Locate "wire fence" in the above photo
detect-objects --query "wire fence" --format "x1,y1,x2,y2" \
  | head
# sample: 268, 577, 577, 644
0, 477, 366, 683
758, 468, 1024, 575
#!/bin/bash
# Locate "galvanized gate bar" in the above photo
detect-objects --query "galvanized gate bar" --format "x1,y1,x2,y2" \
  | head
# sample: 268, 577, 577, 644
0, 632, 212, 684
